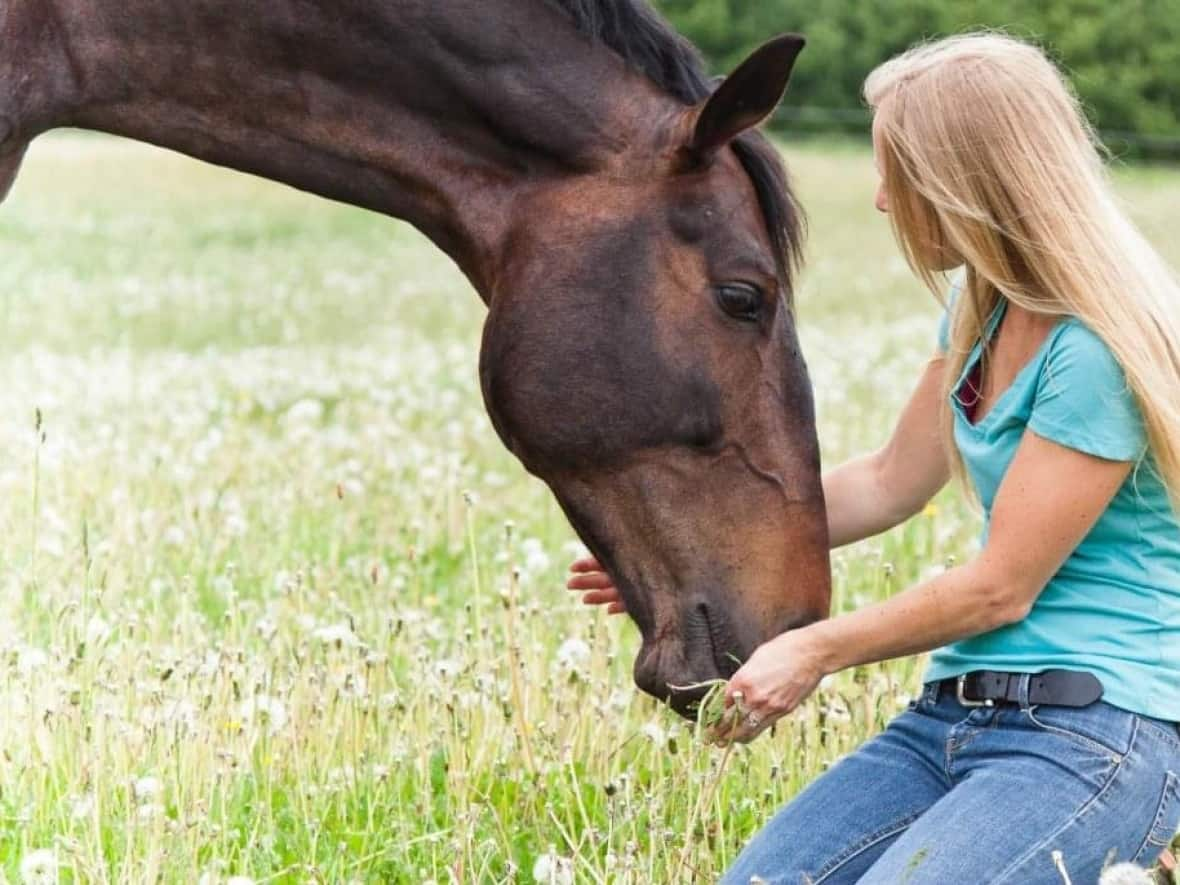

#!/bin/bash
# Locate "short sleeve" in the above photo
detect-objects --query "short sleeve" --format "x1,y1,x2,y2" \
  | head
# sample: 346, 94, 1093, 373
1027, 322, 1147, 462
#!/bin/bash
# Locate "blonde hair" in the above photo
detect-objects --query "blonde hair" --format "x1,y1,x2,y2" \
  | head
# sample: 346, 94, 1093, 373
864, 32, 1180, 507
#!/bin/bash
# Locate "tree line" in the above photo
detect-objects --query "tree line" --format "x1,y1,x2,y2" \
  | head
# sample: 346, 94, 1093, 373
657, 0, 1180, 156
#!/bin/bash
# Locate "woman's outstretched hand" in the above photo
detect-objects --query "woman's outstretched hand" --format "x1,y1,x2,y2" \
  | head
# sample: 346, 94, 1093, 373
709, 628, 827, 745
566, 556, 627, 615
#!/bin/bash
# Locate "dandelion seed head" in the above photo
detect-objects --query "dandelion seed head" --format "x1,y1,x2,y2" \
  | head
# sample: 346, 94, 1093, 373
1099, 863, 1152, 885
20, 848, 57, 885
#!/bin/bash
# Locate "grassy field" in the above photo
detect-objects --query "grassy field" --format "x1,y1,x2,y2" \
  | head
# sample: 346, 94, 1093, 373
1, 132, 1178, 884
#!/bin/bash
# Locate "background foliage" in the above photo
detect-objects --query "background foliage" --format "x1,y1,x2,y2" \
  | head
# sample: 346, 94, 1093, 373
657, 0, 1180, 155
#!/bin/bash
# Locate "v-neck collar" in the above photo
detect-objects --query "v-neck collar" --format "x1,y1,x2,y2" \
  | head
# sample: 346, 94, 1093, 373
953, 298, 1051, 429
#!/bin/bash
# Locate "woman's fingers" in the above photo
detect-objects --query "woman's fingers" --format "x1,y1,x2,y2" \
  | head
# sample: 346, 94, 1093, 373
566, 571, 615, 591
578, 588, 622, 607
567, 557, 626, 614
568, 556, 603, 573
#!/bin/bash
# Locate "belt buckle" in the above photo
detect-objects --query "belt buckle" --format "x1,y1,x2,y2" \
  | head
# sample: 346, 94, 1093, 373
956, 674, 995, 708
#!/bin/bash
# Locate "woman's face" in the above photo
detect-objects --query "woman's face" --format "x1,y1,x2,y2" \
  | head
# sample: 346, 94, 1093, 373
872, 114, 890, 214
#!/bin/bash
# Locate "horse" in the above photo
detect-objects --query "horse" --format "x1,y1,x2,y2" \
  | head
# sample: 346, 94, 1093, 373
0, 0, 831, 716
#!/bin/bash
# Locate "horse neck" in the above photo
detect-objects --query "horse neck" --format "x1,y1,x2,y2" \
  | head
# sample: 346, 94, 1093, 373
9, 0, 678, 296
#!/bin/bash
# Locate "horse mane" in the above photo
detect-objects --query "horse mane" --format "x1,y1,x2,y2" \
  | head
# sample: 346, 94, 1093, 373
547, 0, 805, 288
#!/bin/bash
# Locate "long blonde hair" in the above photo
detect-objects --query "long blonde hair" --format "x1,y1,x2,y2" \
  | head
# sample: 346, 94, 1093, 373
864, 32, 1180, 506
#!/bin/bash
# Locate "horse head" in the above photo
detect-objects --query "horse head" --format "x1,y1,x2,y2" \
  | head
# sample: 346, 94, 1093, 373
479, 35, 831, 716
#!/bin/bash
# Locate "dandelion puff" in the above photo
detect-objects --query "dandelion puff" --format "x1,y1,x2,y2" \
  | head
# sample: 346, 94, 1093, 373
640, 722, 667, 748
555, 638, 590, 673
434, 659, 462, 680
70, 792, 95, 820
238, 694, 288, 736
1098, 864, 1152, 885
312, 623, 358, 647
520, 538, 551, 577
16, 647, 49, 675
20, 848, 58, 885
531, 846, 573, 885
132, 776, 162, 803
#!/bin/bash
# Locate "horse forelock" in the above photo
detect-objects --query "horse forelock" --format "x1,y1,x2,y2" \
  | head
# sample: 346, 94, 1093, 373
545, 0, 804, 291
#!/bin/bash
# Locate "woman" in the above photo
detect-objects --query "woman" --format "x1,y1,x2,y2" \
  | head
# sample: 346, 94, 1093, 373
568, 33, 1180, 884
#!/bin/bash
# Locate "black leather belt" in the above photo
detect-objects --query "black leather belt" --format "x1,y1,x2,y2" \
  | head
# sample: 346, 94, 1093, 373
933, 669, 1104, 708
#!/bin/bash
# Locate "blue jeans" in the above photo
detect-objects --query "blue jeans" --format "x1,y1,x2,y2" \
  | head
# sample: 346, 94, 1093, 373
722, 676, 1180, 884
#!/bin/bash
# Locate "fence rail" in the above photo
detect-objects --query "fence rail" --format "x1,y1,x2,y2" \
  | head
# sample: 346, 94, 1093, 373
773, 106, 1180, 158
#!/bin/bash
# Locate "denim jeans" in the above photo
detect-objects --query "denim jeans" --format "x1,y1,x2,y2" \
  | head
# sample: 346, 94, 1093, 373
722, 676, 1180, 884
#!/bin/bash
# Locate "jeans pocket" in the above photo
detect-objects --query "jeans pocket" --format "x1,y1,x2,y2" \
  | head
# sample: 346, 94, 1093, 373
1024, 703, 1132, 759
1133, 771, 1180, 865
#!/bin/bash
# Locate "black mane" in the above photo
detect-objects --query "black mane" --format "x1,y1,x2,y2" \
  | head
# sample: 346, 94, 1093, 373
547, 0, 805, 287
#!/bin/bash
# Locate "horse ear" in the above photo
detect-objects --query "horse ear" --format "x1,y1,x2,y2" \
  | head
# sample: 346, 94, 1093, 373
687, 35, 805, 162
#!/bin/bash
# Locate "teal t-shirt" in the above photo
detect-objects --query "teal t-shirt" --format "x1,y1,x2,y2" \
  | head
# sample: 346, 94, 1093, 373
924, 285, 1180, 721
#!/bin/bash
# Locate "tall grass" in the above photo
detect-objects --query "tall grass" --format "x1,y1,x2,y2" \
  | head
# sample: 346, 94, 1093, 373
0, 134, 1177, 882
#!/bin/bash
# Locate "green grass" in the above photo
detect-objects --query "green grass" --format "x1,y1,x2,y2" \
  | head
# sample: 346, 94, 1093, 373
0, 132, 1178, 883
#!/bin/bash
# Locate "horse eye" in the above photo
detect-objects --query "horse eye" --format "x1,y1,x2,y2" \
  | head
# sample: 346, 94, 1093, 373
715, 283, 764, 321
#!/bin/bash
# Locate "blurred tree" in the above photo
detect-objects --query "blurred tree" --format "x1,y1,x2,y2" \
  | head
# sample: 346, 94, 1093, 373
656, 0, 1180, 155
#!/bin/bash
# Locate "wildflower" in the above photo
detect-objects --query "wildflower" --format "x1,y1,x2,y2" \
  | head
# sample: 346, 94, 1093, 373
531, 846, 573, 885
520, 538, 551, 577
16, 647, 49, 675
312, 623, 358, 648
434, 659, 462, 680
85, 615, 112, 645
238, 694, 288, 735
1099, 864, 1152, 885
71, 792, 95, 820
640, 722, 667, 747
922, 502, 939, 518
20, 848, 58, 885
133, 776, 162, 803
555, 638, 591, 673
284, 398, 324, 425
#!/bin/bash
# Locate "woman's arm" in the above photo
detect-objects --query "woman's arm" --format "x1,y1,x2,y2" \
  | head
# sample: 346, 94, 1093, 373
719, 428, 1134, 742
825, 352, 950, 547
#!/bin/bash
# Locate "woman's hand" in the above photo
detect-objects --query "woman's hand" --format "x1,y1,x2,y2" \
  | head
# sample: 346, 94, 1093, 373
566, 556, 627, 615
710, 628, 827, 745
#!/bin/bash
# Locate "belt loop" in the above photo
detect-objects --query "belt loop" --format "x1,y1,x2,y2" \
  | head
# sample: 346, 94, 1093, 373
1016, 673, 1033, 710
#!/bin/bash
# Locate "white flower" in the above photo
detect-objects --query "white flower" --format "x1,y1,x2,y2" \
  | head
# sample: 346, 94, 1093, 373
640, 722, 667, 747
238, 694, 288, 735
520, 538, 551, 577
1099, 863, 1152, 885
20, 848, 58, 885
531, 846, 573, 885
284, 398, 324, 425
16, 647, 49, 675
71, 792, 95, 820
555, 638, 591, 673
312, 623, 358, 647
85, 615, 112, 645
434, 659, 462, 680
255, 617, 277, 641
227, 877, 256, 885
133, 775, 162, 802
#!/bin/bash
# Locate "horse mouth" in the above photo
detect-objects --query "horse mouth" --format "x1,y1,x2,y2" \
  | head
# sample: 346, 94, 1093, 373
698, 603, 742, 680
659, 603, 745, 719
